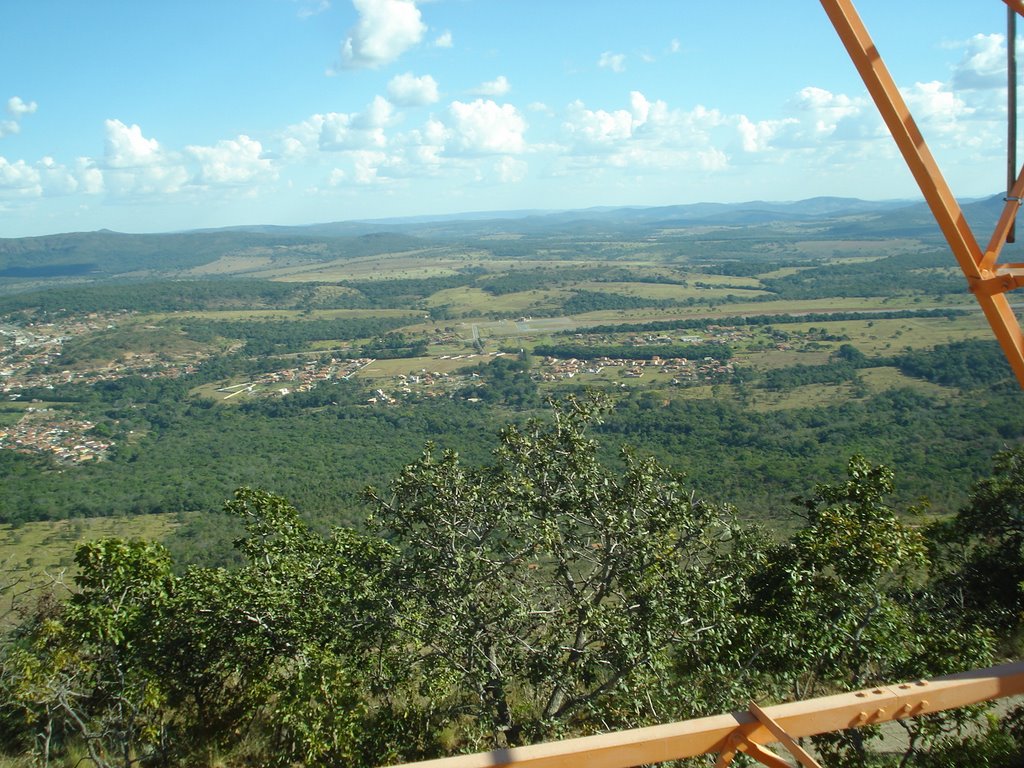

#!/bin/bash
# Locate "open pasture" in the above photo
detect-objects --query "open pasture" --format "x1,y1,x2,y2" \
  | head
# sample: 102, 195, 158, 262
144, 308, 422, 322
576, 280, 771, 301
788, 238, 929, 257
0, 513, 184, 619
748, 381, 860, 412
357, 354, 493, 378
428, 286, 568, 314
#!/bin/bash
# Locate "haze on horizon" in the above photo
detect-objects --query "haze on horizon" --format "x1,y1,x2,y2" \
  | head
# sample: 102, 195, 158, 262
0, 1, 1017, 238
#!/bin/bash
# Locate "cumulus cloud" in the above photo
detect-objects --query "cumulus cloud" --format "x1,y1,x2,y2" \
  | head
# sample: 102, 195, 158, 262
563, 91, 657, 148
434, 30, 453, 48
597, 51, 626, 73
494, 156, 527, 183
387, 72, 439, 106
564, 101, 635, 146
901, 80, 973, 139
104, 119, 163, 168
286, 97, 396, 155
186, 135, 275, 185
447, 99, 527, 155
339, 0, 425, 69
74, 158, 104, 194
102, 119, 188, 196
559, 91, 742, 177
790, 86, 872, 140
737, 115, 800, 152
0, 156, 41, 196
472, 76, 510, 97
1, 96, 38, 138
7, 97, 36, 119
952, 33, 1006, 90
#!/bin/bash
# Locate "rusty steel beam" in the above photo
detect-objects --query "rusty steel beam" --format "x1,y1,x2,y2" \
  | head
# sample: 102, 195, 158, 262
820, 0, 1024, 387
381, 662, 1024, 768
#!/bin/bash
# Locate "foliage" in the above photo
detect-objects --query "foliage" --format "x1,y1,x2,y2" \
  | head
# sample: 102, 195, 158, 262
892, 339, 1016, 390
4, 539, 174, 767
928, 446, 1024, 635
454, 355, 539, 408
569, 309, 966, 337
1, 399, 1023, 766
760, 250, 964, 299
366, 394, 747, 748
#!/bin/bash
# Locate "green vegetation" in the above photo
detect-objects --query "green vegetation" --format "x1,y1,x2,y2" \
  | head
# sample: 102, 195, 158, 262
1, 203, 1023, 765
1, 397, 1021, 766
534, 341, 730, 361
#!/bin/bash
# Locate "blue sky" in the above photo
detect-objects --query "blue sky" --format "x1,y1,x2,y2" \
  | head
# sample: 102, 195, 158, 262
0, 1, 1016, 236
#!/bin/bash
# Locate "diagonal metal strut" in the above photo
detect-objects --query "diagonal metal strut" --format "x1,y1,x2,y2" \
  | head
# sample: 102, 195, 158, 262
821, 0, 1024, 388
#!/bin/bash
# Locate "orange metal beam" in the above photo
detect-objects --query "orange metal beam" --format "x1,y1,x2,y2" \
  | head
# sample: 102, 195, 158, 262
382, 661, 1024, 768
820, 0, 1024, 388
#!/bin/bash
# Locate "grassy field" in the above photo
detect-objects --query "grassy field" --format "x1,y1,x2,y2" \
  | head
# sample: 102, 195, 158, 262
428, 286, 568, 314
143, 308, 423, 321
0, 513, 185, 622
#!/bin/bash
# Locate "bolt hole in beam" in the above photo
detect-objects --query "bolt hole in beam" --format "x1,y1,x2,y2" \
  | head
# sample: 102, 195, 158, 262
821, 0, 1024, 387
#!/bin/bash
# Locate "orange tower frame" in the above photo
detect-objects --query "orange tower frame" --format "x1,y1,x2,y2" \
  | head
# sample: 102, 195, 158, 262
820, 0, 1024, 387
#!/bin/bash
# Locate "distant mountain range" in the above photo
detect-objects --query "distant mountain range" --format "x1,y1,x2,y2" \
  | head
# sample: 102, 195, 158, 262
0, 194, 1012, 283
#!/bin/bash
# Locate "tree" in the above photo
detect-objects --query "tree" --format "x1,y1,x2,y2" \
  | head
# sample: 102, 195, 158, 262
366, 393, 747, 750
735, 456, 997, 767
929, 446, 1024, 635
163, 488, 399, 767
4, 539, 175, 768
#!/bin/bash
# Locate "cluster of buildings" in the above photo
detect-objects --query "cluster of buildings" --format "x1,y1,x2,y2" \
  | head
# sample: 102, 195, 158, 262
0, 314, 207, 394
536, 355, 734, 384
0, 409, 112, 463
217, 357, 376, 399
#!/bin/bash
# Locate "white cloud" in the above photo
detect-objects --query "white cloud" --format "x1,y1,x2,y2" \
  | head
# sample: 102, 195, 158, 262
104, 163, 189, 197
186, 135, 275, 185
434, 30, 453, 48
356, 95, 394, 128
790, 86, 872, 140
669, 39, 681, 54
339, 0, 425, 69
447, 99, 527, 155
472, 76, 510, 97
320, 112, 381, 149
286, 97, 396, 155
102, 119, 188, 196
597, 51, 626, 73
494, 156, 526, 183
33, 157, 75, 196
387, 72, 439, 106
349, 149, 388, 183
0, 96, 38, 138
559, 91, 742, 177
7, 97, 37, 119
737, 115, 799, 152
295, 0, 330, 18
952, 33, 1006, 90
74, 158, 104, 194
103, 119, 163, 168
901, 80, 973, 140
564, 101, 635, 146
0, 156, 41, 196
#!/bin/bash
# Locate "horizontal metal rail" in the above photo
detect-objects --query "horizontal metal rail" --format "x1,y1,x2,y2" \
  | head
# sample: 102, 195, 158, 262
383, 661, 1024, 768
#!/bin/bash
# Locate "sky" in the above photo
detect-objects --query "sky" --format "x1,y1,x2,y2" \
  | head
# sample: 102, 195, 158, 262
0, 1, 1018, 237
